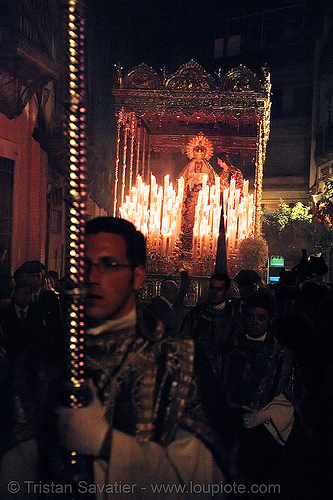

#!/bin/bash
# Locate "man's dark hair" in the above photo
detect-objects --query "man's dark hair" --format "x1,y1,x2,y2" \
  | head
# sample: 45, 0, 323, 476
217, 153, 232, 167
245, 290, 275, 318
210, 272, 231, 290
85, 217, 146, 269
160, 279, 178, 296
46, 270, 59, 281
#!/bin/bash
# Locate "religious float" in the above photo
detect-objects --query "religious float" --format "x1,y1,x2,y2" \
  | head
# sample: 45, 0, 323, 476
111, 60, 271, 302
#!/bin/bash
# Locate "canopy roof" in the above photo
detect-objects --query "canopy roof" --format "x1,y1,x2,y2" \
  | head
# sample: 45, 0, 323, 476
112, 60, 271, 156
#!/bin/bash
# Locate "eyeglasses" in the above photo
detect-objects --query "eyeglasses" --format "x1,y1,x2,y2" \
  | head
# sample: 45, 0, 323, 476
84, 257, 131, 274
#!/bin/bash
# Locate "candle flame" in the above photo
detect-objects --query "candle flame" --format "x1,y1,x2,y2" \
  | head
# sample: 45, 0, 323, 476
119, 174, 254, 259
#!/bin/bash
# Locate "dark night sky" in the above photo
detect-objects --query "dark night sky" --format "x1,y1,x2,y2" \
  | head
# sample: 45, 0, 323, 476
86, 0, 315, 76
84, 0, 321, 193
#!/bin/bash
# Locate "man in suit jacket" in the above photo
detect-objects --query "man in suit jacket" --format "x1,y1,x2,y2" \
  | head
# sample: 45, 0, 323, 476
14, 260, 63, 341
0, 279, 43, 360
150, 280, 181, 336
150, 273, 191, 337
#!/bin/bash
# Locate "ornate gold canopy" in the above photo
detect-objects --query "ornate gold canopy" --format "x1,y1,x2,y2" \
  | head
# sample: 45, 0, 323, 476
111, 60, 271, 234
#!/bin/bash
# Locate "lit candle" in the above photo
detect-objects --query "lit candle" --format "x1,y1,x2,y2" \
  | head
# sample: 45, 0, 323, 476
119, 171, 254, 264
243, 179, 249, 198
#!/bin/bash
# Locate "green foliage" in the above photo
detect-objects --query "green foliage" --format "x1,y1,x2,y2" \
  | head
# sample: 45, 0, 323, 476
263, 200, 312, 232
237, 235, 269, 278
262, 199, 333, 263
290, 202, 313, 222
322, 177, 333, 203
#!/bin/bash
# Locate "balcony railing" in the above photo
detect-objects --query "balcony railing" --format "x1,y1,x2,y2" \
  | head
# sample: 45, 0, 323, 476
0, 3, 59, 118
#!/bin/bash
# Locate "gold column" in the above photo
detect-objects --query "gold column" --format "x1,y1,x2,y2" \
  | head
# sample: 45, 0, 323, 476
254, 68, 271, 237
121, 113, 130, 206
113, 109, 123, 216
129, 112, 136, 191
254, 122, 264, 236
146, 131, 151, 183
135, 122, 141, 178
141, 126, 147, 180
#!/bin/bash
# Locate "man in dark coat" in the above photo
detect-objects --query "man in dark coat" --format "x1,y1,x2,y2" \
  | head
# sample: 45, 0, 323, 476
220, 290, 307, 498
150, 275, 189, 337
1, 218, 235, 500
179, 272, 239, 374
0, 279, 44, 361
14, 260, 63, 340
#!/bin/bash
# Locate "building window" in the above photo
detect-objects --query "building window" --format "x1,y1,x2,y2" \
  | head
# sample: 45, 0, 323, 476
50, 187, 63, 206
49, 208, 62, 234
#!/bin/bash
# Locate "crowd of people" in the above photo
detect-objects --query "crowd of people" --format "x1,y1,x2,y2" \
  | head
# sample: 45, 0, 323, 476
0, 218, 331, 499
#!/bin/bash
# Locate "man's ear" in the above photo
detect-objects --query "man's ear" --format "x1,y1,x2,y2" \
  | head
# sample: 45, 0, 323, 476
133, 265, 146, 292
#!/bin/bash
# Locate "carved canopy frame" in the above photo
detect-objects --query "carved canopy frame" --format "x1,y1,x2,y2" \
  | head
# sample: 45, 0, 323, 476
111, 60, 271, 235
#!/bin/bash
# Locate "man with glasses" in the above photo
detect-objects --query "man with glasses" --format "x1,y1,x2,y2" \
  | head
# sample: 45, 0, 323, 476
2, 217, 230, 499
83, 217, 146, 326
58, 217, 230, 497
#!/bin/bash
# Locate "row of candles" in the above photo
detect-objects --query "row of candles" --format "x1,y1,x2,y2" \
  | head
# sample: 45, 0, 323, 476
119, 173, 254, 259
192, 175, 221, 259
192, 176, 254, 258
120, 174, 184, 256
223, 178, 254, 252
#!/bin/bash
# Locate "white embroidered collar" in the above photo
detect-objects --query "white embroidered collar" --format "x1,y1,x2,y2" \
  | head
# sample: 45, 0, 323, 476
246, 332, 267, 342
87, 309, 136, 336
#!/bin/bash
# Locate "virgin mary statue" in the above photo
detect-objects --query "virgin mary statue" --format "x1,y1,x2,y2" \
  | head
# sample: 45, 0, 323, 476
179, 133, 217, 252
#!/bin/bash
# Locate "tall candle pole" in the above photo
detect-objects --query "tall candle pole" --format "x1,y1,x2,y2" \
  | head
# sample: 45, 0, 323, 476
64, 0, 88, 408
62, 1, 94, 496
